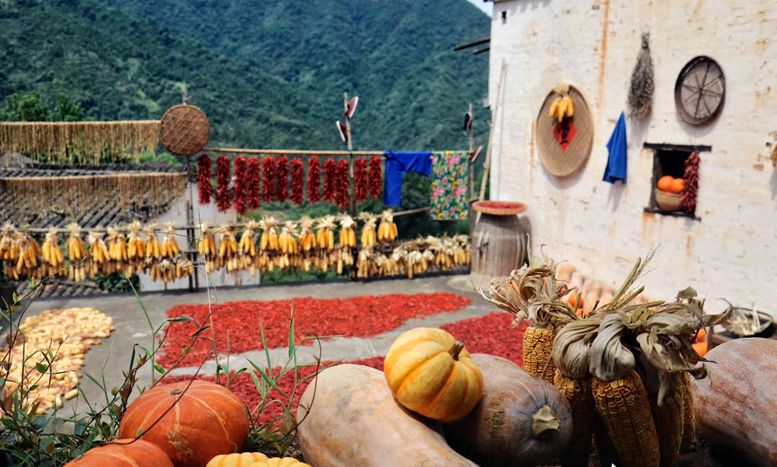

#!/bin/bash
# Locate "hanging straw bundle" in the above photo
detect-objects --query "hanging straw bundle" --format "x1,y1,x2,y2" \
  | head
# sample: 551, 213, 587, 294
628, 33, 655, 120
0, 121, 160, 164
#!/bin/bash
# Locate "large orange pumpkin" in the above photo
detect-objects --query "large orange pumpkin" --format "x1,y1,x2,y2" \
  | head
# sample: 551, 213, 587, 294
657, 175, 674, 191
118, 380, 250, 467
384, 327, 483, 422
64, 439, 173, 466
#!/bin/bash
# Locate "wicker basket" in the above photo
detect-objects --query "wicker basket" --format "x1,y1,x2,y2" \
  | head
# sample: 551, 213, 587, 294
655, 189, 683, 211
472, 201, 527, 216
160, 105, 210, 156
536, 85, 594, 178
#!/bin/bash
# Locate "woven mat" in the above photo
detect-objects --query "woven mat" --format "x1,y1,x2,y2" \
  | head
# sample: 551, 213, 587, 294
536, 85, 594, 177
160, 104, 210, 156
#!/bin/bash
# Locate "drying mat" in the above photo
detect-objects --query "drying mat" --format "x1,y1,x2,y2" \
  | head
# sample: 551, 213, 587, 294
535, 85, 594, 177
160, 104, 210, 156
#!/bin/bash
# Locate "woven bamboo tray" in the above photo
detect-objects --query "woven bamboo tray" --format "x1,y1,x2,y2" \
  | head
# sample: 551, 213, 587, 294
160, 105, 210, 156
472, 201, 527, 216
535, 85, 593, 178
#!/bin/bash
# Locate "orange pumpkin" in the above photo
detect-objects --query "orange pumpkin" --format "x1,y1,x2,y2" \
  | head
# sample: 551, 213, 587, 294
118, 381, 250, 467
253, 457, 310, 467
384, 327, 483, 422
64, 439, 173, 467
657, 176, 674, 191
207, 452, 269, 467
669, 178, 685, 193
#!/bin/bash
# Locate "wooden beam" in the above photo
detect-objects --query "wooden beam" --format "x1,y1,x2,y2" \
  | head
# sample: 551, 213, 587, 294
453, 37, 490, 51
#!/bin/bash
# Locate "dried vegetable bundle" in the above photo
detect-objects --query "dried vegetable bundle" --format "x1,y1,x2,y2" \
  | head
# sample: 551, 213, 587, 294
246, 157, 261, 209
368, 156, 383, 199
323, 158, 337, 203
307, 157, 321, 203
335, 159, 350, 209
628, 33, 655, 120
0, 120, 159, 164
336, 215, 356, 274
377, 210, 398, 243
262, 157, 276, 203
233, 156, 249, 214
354, 157, 368, 201
681, 152, 699, 213
215, 155, 231, 212
291, 159, 305, 205
197, 154, 212, 204
276, 156, 290, 202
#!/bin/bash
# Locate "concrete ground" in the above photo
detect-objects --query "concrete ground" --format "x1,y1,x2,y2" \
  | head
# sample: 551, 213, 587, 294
16, 274, 494, 415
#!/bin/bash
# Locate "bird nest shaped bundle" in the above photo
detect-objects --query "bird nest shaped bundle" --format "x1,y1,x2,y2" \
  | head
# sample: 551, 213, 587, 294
160, 104, 210, 156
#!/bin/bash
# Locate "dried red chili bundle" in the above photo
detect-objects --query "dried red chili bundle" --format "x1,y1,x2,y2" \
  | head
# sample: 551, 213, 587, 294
307, 156, 321, 203
335, 159, 349, 209
196, 154, 212, 204
262, 157, 276, 202
276, 155, 289, 202
216, 155, 231, 212
682, 152, 700, 213
291, 159, 304, 205
323, 158, 337, 202
368, 156, 382, 199
247, 157, 261, 209
233, 156, 248, 214
354, 157, 368, 201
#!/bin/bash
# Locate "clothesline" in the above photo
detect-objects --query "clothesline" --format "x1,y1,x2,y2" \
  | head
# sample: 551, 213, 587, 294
201, 147, 475, 158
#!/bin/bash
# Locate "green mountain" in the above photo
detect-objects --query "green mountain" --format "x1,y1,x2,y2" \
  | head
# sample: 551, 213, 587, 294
0, 0, 488, 150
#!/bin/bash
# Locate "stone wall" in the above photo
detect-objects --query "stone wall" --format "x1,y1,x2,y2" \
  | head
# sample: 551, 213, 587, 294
488, 0, 777, 313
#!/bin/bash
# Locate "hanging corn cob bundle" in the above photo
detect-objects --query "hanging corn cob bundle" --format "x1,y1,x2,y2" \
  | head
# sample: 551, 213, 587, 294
86, 231, 110, 278
315, 216, 336, 272
377, 210, 398, 244
143, 224, 162, 260
452, 235, 470, 266
41, 228, 65, 274
197, 223, 218, 272
218, 225, 239, 273
126, 221, 146, 263
335, 215, 356, 275
358, 212, 377, 248
66, 223, 87, 281
297, 216, 316, 272
257, 217, 279, 272
237, 220, 258, 274
106, 226, 128, 267
356, 248, 379, 278
161, 224, 181, 258
11, 231, 41, 280
277, 221, 299, 270
0, 225, 20, 282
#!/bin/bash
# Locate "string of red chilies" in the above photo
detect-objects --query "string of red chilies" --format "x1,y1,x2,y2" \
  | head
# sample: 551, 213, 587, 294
197, 154, 383, 211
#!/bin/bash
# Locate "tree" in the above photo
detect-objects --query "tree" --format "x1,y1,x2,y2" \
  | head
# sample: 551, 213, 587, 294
55, 93, 83, 121
1, 92, 49, 121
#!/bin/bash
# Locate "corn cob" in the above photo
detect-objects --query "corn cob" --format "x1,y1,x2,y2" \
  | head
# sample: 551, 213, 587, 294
0, 224, 17, 261
126, 221, 145, 261
144, 225, 162, 259
554, 371, 594, 467
197, 223, 217, 258
650, 378, 684, 467
66, 223, 87, 261
238, 221, 258, 257
106, 227, 128, 262
377, 210, 398, 243
591, 371, 660, 467
679, 372, 695, 452
315, 216, 336, 251
41, 229, 64, 268
593, 414, 620, 467
358, 213, 377, 248
161, 224, 181, 258
298, 217, 316, 252
523, 325, 557, 383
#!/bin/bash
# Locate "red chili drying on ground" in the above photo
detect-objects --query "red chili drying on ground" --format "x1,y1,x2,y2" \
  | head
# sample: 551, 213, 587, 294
158, 292, 471, 368
161, 311, 524, 428
307, 156, 321, 203
354, 157, 368, 201
276, 156, 289, 202
197, 154, 212, 204
323, 158, 336, 203
291, 159, 304, 205
247, 157, 261, 209
215, 155, 231, 212
368, 156, 382, 199
233, 156, 248, 214
335, 159, 349, 209
262, 157, 276, 202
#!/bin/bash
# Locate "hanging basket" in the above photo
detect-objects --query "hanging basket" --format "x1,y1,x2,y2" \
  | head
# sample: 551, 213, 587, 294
159, 105, 210, 156
473, 200, 527, 216
536, 85, 594, 178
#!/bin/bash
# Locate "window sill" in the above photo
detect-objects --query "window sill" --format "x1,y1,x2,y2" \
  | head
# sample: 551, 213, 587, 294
643, 207, 701, 222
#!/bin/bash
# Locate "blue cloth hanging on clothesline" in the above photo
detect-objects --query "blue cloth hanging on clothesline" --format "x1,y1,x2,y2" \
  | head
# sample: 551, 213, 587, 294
383, 151, 433, 206
602, 112, 628, 183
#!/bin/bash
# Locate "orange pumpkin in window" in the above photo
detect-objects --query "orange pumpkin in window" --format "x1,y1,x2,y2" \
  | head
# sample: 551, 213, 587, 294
669, 178, 685, 193
657, 175, 674, 191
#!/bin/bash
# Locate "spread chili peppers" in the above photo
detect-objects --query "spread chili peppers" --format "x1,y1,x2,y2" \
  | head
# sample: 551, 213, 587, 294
215, 155, 231, 212
197, 154, 212, 204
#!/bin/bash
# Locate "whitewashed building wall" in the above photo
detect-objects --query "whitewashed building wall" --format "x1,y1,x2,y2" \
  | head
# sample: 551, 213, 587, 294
487, 0, 777, 312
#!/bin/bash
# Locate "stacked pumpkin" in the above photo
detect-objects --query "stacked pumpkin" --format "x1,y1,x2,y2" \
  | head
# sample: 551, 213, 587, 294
655, 175, 686, 211
296, 326, 575, 466
65, 380, 310, 467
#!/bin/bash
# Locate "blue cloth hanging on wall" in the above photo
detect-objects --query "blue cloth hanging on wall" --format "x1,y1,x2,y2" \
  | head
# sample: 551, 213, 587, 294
383, 151, 433, 206
602, 112, 628, 183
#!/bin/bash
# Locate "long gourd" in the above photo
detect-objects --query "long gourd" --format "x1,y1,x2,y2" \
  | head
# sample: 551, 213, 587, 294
443, 354, 573, 466
296, 364, 476, 467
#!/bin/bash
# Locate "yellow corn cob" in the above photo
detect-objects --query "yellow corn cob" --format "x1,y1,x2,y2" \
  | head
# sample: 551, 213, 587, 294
66, 223, 87, 261
650, 379, 684, 467
548, 98, 560, 119
238, 221, 258, 257
41, 229, 63, 268
591, 371, 660, 467
162, 225, 181, 258
565, 95, 575, 117
522, 325, 556, 383
679, 372, 695, 452
554, 371, 595, 467
126, 221, 145, 260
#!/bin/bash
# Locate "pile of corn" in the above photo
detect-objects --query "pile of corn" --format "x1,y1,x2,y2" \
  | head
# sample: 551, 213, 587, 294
0, 307, 113, 413
478, 251, 727, 467
356, 235, 470, 279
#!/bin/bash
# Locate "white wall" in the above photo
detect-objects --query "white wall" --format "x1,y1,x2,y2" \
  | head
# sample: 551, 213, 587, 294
138, 182, 261, 292
488, 0, 777, 313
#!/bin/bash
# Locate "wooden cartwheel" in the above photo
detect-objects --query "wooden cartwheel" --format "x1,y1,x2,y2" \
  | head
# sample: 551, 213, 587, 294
535, 85, 594, 177
471, 201, 529, 280
159, 104, 210, 156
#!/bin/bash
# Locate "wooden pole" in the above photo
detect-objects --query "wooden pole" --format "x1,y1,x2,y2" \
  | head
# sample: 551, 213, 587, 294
478, 61, 507, 203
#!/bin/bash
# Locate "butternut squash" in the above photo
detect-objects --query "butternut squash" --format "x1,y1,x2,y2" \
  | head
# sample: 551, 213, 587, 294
691, 338, 777, 466
296, 364, 476, 467
443, 354, 573, 466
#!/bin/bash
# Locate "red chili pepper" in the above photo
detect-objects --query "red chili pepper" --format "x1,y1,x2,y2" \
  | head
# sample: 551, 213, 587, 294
368, 156, 382, 199
276, 156, 289, 202
247, 157, 261, 209
262, 157, 275, 202
335, 159, 349, 209
215, 155, 231, 212
197, 154, 212, 204
233, 156, 248, 214
354, 158, 368, 201
291, 159, 304, 205
307, 156, 321, 203
323, 158, 336, 202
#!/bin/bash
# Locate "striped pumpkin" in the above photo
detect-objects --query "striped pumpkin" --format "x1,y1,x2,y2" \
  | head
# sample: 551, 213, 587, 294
118, 380, 250, 467
64, 439, 172, 467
